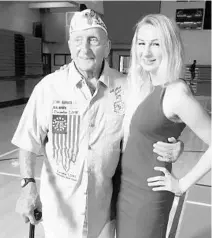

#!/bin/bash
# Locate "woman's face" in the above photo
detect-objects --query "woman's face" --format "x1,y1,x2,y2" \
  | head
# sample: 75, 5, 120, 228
136, 24, 163, 75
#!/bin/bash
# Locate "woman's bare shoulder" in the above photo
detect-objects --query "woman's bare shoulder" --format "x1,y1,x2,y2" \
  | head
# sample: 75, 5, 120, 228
166, 79, 192, 97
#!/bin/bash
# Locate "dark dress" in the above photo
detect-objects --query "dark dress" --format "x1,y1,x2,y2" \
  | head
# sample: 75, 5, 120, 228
116, 86, 186, 238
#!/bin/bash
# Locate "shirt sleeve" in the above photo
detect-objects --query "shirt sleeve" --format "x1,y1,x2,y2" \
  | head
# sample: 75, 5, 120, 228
11, 84, 48, 154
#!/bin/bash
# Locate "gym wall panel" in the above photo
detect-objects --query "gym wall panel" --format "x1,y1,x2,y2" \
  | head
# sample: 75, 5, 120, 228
0, 3, 42, 77
0, 29, 43, 78
0, 29, 15, 77
24, 35, 43, 75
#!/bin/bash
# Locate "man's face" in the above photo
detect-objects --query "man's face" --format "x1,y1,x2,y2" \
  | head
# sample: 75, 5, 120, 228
69, 28, 110, 74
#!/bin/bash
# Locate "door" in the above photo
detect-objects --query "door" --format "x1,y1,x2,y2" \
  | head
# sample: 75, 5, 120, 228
42, 53, 51, 75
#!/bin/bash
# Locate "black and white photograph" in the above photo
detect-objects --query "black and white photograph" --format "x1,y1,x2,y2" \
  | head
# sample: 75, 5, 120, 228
0, 1, 211, 238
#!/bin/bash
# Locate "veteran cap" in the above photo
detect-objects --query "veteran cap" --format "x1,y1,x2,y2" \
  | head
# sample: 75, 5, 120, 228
69, 9, 108, 35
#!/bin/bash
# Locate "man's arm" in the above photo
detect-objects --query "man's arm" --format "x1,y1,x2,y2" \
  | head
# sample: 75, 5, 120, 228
19, 149, 36, 178
16, 149, 42, 225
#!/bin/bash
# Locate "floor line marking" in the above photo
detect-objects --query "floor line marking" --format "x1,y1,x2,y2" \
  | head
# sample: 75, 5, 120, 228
0, 172, 40, 180
0, 149, 18, 158
196, 183, 211, 188
186, 200, 211, 207
175, 192, 189, 238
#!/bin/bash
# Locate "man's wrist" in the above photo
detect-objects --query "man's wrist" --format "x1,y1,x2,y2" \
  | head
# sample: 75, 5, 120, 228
21, 178, 36, 188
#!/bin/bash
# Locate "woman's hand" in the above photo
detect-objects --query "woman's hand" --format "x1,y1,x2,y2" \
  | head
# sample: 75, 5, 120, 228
147, 167, 184, 196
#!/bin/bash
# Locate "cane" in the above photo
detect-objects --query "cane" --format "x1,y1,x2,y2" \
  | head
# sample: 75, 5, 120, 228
29, 209, 42, 238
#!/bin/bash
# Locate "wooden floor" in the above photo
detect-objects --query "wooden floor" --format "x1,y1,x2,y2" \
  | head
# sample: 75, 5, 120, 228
0, 99, 211, 238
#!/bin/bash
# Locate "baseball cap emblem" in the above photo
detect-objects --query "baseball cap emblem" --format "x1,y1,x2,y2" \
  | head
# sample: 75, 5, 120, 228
69, 9, 107, 35
84, 10, 94, 25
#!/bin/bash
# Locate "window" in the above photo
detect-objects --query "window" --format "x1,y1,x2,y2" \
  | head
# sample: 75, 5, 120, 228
54, 54, 71, 66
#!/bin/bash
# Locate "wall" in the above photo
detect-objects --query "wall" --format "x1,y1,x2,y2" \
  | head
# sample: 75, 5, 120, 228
76, 0, 104, 14
0, 78, 41, 103
0, 3, 41, 102
43, 42, 70, 72
160, 1, 211, 65
103, 1, 161, 45
41, 9, 72, 72
0, 3, 40, 34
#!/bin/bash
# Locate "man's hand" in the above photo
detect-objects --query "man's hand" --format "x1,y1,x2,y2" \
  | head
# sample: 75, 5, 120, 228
16, 182, 42, 225
153, 137, 184, 163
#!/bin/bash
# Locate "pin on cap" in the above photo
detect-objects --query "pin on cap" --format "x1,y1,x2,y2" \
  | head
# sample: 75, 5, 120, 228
69, 9, 107, 35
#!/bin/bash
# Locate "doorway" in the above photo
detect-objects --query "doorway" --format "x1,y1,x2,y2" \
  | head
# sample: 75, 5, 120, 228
42, 53, 51, 75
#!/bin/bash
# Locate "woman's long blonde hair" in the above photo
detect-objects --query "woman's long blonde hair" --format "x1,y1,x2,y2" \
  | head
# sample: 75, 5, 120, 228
128, 14, 185, 91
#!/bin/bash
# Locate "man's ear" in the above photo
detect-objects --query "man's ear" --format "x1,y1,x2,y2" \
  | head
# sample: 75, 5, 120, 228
68, 39, 73, 58
104, 39, 111, 59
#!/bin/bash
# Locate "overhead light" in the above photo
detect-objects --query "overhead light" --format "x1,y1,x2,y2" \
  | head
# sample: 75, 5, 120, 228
28, 1, 79, 9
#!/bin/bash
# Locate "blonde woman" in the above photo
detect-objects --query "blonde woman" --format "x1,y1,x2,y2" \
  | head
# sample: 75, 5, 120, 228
116, 14, 211, 238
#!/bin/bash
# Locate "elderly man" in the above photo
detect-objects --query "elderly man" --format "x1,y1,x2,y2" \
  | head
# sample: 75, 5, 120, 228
12, 9, 183, 238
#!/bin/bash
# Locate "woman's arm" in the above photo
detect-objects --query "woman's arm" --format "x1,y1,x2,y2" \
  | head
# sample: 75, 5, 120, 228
148, 81, 211, 195
170, 81, 211, 193
179, 146, 211, 194
171, 81, 210, 145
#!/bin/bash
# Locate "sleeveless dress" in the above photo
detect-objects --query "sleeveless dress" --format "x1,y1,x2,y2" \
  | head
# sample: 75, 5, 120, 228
116, 85, 186, 238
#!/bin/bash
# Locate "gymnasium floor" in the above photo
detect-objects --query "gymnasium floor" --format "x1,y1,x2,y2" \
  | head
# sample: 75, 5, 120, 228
0, 103, 211, 238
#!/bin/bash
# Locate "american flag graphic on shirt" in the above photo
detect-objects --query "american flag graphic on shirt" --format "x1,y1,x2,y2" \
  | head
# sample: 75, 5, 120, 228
52, 113, 80, 172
